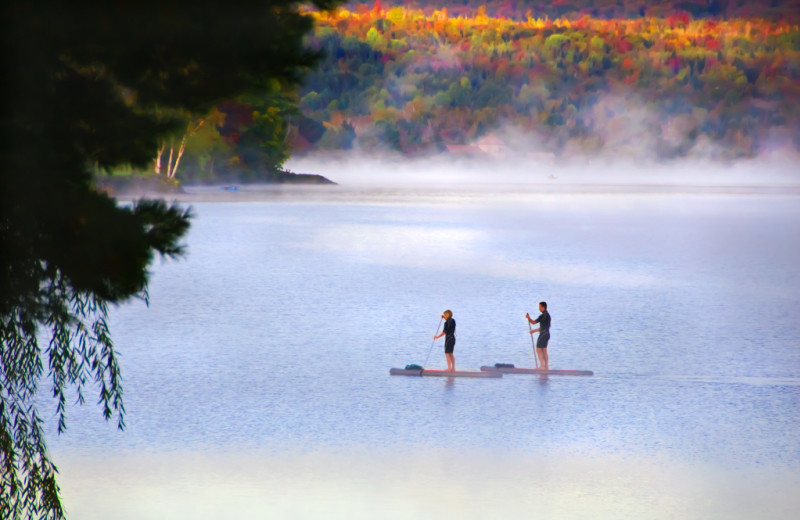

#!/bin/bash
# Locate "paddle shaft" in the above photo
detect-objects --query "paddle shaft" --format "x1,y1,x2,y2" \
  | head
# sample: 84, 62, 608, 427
528, 315, 539, 368
424, 317, 444, 368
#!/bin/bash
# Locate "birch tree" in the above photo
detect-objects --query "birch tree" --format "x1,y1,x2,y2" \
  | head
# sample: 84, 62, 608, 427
155, 119, 206, 178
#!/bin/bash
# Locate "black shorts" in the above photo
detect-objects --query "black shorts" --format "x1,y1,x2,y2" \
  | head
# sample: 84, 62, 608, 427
444, 336, 455, 354
536, 333, 550, 349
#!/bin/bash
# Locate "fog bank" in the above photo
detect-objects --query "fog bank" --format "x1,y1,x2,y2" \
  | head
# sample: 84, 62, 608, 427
287, 151, 800, 188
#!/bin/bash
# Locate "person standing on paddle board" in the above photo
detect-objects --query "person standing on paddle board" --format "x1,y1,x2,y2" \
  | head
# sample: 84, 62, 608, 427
526, 302, 550, 370
433, 310, 456, 372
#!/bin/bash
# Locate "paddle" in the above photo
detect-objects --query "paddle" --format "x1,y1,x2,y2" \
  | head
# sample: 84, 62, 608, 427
423, 316, 444, 368
527, 313, 539, 368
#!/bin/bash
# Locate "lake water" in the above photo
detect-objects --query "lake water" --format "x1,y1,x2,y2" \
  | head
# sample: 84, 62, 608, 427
50, 183, 800, 519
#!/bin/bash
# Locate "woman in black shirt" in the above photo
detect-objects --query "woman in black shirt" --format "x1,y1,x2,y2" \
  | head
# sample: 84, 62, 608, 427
433, 309, 456, 372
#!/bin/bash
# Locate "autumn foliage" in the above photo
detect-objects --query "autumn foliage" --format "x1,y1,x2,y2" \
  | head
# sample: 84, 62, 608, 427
288, 3, 800, 161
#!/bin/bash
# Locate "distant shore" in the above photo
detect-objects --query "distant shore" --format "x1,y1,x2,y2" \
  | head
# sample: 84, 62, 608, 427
96, 170, 337, 201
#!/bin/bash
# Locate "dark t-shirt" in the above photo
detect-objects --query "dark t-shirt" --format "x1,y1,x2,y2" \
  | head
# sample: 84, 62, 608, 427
534, 311, 551, 334
443, 318, 456, 337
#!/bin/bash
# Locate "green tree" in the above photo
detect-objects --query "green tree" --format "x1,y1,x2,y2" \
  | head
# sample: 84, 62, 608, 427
0, 1, 337, 519
544, 33, 571, 57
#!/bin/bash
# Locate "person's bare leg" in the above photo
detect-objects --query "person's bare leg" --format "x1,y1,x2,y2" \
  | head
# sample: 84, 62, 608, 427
537, 348, 546, 370
542, 349, 549, 370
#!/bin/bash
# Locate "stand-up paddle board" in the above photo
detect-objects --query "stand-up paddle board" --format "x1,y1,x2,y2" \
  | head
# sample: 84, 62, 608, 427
390, 368, 502, 378
481, 364, 593, 376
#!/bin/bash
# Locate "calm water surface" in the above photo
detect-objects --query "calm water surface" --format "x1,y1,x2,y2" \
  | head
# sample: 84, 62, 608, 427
51, 185, 800, 519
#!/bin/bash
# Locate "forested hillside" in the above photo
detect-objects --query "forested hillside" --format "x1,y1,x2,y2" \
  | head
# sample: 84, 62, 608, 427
288, 2, 799, 162
149, 1, 800, 183
350, 1, 800, 21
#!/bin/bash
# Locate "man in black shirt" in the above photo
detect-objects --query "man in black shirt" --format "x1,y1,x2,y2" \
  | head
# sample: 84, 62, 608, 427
433, 309, 456, 372
526, 302, 551, 370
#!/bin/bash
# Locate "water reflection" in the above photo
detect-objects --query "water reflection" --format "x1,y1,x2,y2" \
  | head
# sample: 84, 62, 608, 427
57, 448, 800, 520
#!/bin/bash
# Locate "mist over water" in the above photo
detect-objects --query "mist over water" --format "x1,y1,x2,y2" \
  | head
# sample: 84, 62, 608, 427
286, 152, 800, 188
51, 173, 800, 519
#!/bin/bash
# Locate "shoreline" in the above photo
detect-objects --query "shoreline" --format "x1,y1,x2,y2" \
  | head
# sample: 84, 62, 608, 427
96, 170, 337, 201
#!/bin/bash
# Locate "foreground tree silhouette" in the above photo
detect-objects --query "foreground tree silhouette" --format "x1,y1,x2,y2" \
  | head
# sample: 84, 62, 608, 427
0, 1, 337, 518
